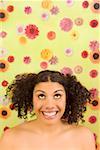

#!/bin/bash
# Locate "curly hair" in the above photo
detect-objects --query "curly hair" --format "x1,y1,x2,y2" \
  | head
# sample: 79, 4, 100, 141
5, 70, 91, 125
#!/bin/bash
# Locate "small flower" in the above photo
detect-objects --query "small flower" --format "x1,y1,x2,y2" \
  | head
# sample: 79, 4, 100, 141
24, 6, 32, 14
89, 88, 99, 99
0, 9, 8, 22
66, 0, 74, 6
40, 61, 48, 69
47, 31, 56, 40
0, 48, 8, 57
61, 67, 73, 75
74, 17, 84, 26
0, 31, 7, 38
81, 50, 88, 58
17, 25, 25, 35
82, 1, 89, 8
89, 19, 98, 28
89, 40, 99, 51
50, 6, 59, 15
74, 65, 83, 74
41, 0, 52, 10
70, 30, 79, 40
41, 49, 53, 60
89, 50, 100, 64
65, 48, 73, 56
88, 115, 97, 124
60, 18, 73, 32
41, 12, 49, 20
0, 59, 9, 72
49, 56, 58, 65
90, 0, 100, 14
23, 56, 31, 64
25, 24, 39, 39
0, 106, 11, 119
7, 55, 15, 63
7, 5, 14, 12
89, 69, 98, 78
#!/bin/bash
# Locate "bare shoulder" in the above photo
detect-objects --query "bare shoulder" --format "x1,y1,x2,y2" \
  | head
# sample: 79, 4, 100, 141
75, 125, 96, 150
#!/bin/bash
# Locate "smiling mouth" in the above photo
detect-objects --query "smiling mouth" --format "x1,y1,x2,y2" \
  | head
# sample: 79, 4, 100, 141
41, 111, 58, 119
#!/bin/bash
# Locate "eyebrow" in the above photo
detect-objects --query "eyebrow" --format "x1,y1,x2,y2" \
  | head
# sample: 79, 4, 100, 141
34, 89, 64, 93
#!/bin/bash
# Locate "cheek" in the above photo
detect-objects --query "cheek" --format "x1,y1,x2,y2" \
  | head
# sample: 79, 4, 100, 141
33, 97, 42, 110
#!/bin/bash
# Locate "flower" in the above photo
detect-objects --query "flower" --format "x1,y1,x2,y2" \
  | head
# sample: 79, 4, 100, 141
50, 6, 59, 15
70, 30, 79, 40
65, 48, 73, 56
23, 56, 31, 64
19, 36, 27, 44
0, 9, 8, 21
82, 1, 89, 8
17, 25, 25, 35
90, 0, 100, 14
7, 5, 14, 12
66, 0, 74, 6
41, 0, 52, 9
25, 24, 39, 39
49, 56, 58, 65
47, 31, 56, 40
0, 106, 11, 119
74, 65, 83, 74
89, 69, 98, 78
41, 49, 53, 60
24, 6, 32, 14
81, 50, 88, 58
40, 61, 48, 69
89, 88, 99, 99
89, 19, 98, 28
88, 115, 97, 124
0, 31, 7, 38
89, 50, 100, 64
89, 40, 99, 50
0, 59, 9, 72
41, 12, 49, 20
60, 18, 73, 32
74, 17, 83, 26
0, 47, 8, 57
61, 67, 73, 75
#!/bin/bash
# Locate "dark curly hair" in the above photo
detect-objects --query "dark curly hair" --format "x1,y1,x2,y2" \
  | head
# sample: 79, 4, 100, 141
5, 70, 91, 125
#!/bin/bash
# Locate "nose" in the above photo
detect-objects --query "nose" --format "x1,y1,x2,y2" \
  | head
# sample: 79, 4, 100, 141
44, 97, 55, 110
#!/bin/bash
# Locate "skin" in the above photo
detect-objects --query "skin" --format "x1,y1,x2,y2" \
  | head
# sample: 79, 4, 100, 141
0, 82, 96, 150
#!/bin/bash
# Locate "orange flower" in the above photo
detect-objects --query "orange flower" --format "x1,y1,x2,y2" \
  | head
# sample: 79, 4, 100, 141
87, 97, 100, 110
0, 9, 8, 22
41, 0, 52, 9
41, 49, 53, 60
89, 50, 100, 64
0, 106, 11, 119
0, 59, 9, 72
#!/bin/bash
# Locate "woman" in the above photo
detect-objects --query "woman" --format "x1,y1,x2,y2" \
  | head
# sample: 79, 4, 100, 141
0, 70, 96, 150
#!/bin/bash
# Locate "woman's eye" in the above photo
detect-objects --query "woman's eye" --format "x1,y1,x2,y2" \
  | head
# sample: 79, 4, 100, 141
54, 94, 61, 99
38, 94, 45, 100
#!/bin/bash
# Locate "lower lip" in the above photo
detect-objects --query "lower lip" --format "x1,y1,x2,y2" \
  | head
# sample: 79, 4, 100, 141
42, 112, 58, 120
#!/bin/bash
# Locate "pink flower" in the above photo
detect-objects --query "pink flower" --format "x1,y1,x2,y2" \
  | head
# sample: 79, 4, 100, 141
23, 56, 31, 64
25, 24, 39, 39
60, 18, 73, 32
24, 6, 32, 14
50, 6, 59, 15
89, 40, 99, 50
89, 88, 99, 99
49, 56, 58, 65
0, 31, 7, 38
61, 67, 73, 75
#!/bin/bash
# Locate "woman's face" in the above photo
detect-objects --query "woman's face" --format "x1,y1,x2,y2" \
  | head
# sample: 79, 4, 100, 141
33, 81, 66, 124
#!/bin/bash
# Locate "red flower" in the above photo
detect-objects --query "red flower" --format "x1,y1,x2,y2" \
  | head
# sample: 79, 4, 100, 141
25, 24, 39, 39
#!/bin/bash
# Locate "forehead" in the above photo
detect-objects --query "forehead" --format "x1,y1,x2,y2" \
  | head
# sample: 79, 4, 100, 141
34, 82, 65, 91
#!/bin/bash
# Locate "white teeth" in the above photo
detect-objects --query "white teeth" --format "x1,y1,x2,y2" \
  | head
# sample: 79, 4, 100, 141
42, 112, 57, 116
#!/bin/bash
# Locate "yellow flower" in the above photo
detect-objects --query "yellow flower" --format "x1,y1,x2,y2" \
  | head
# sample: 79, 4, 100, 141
41, 49, 53, 60
41, 0, 52, 10
70, 30, 79, 40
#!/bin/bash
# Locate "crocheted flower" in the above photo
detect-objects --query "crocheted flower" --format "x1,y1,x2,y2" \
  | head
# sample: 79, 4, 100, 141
41, 49, 53, 60
23, 56, 31, 64
0, 59, 9, 72
41, 0, 52, 9
90, 0, 100, 14
50, 6, 59, 15
40, 61, 48, 69
0, 31, 7, 38
70, 30, 79, 40
61, 67, 73, 75
24, 6, 32, 14
89, 40, 99, 50
0, 106, 11, 119
89, 50, 100, 64
49, 56, 58, 65
89, 88, 99, 99
59, 18, 73, 32
0, 9, 8, 21
25, 24, 39, 39
0, 48, 8, 57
